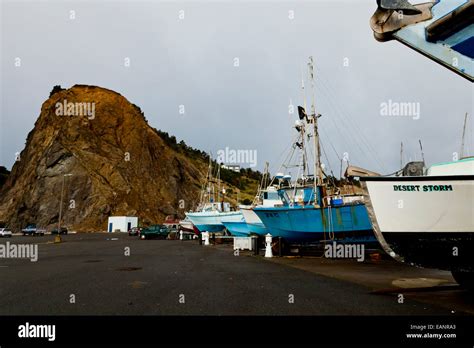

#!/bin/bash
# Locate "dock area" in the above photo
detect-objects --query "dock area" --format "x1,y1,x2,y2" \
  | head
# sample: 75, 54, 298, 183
0, 233, 472, 316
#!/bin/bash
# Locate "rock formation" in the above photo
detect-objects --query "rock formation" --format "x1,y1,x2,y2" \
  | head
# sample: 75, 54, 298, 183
0, 85, 209, 232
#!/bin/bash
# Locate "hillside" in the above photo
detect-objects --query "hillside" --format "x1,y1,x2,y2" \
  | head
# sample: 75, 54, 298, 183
0, 85, 260, 232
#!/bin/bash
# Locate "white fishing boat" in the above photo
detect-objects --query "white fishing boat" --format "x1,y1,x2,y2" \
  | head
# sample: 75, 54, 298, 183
223, 187, 282, 237
186, 202, 242, 233
222, 162, 283, 237
240, 186, 282, 236
185, 156, 242, 233
360, 141, 474, 288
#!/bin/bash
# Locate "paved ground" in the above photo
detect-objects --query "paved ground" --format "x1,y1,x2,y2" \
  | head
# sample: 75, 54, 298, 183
265, 254, 474, 315
0, 233, 470, 315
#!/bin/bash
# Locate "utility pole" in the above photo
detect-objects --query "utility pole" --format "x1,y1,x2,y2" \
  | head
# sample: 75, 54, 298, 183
57, 173, 72, 242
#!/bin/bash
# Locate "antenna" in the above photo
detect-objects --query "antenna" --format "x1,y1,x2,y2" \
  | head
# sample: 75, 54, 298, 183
461, 112, 468, 159
308, 56, 316, 116
301, 67, 307, 112
419, 139, 425, 164
299, 69, 308, 177
400, 141, 403, 169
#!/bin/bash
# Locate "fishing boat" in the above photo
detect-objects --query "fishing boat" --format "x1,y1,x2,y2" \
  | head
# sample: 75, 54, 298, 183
360, 114, 474, 288
187, 204, 242, 233
185, 157, 242, 233
253, 57, 375, 245
222, 164, 283, 237
221, 216, 251, 237
253, 183, 374, 244
222, 188, 281, 237
240, 186, 281, 236
178, 217, 198, 233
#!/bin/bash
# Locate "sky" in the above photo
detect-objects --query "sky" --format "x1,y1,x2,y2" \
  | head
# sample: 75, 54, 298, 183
1, 0, 472, 177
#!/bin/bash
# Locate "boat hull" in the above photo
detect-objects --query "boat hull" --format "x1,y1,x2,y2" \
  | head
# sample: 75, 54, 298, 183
247, 222, 267, 236
253, 203, 374, 244
241, 207, 263, 224
361, 175, 474, 271
185, 211, 243, 233
240, 207, 268, 235
221, 221, 251, 237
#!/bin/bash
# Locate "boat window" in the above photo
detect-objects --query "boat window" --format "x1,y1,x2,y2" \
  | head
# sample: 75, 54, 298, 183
277, 190, 290, 204
267, 191, 279, 200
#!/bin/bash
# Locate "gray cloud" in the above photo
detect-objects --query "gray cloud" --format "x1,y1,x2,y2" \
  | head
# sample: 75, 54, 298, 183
1, 0, 472, 176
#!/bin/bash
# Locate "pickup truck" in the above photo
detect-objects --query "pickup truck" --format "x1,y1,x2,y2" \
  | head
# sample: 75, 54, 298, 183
51, 227, 68, 235
22, 224, 46, 236
0, 228, 12, 238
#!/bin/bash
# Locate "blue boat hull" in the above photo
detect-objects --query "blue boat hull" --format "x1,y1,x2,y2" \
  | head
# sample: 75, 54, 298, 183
222, 221, 251, 237
247, 222, 267, 236
186, 211, 243, 233
253, 203, 375, 244
194, 224, 225, 233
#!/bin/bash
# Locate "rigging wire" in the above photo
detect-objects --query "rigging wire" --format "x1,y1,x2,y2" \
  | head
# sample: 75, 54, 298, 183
314, 65, 387, 173
316, 67, 387, 172
314, 83, 368, 167
319, 127, 342, 162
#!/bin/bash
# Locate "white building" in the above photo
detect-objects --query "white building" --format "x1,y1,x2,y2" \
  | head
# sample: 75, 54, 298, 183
107, 216, 138, 233
222, 164, 241, 172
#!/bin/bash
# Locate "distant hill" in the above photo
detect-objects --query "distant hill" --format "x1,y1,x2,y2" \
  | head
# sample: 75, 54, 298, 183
0, 166, 9, 188
0, 85, 260, 232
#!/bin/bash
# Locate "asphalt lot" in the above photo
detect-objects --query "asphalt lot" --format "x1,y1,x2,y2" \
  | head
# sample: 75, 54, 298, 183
0, 233, 470, 315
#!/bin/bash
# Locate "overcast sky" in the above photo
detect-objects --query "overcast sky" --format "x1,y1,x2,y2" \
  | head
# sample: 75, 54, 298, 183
1, 0, 472, 177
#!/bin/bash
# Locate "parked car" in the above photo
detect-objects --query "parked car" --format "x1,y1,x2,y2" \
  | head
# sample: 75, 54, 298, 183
51, 227, 68, 235
0, 228, 12, 238
128, 227, 142, 236
22, 224, 45, 236
140, 225, 169, 240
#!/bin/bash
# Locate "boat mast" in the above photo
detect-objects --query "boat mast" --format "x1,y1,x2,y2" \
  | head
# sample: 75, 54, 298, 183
254, 161, 269, 206
217, 164, 221, 202
217, 164, 223, 210
200, 154, 211, 207
208, 154, 213, 205
460, 112, 468, 159
300, 69, 308, 178
308, 56, 322, 188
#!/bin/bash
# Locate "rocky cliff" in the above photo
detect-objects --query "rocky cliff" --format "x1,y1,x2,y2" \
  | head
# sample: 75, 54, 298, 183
0, 85, 210, 232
